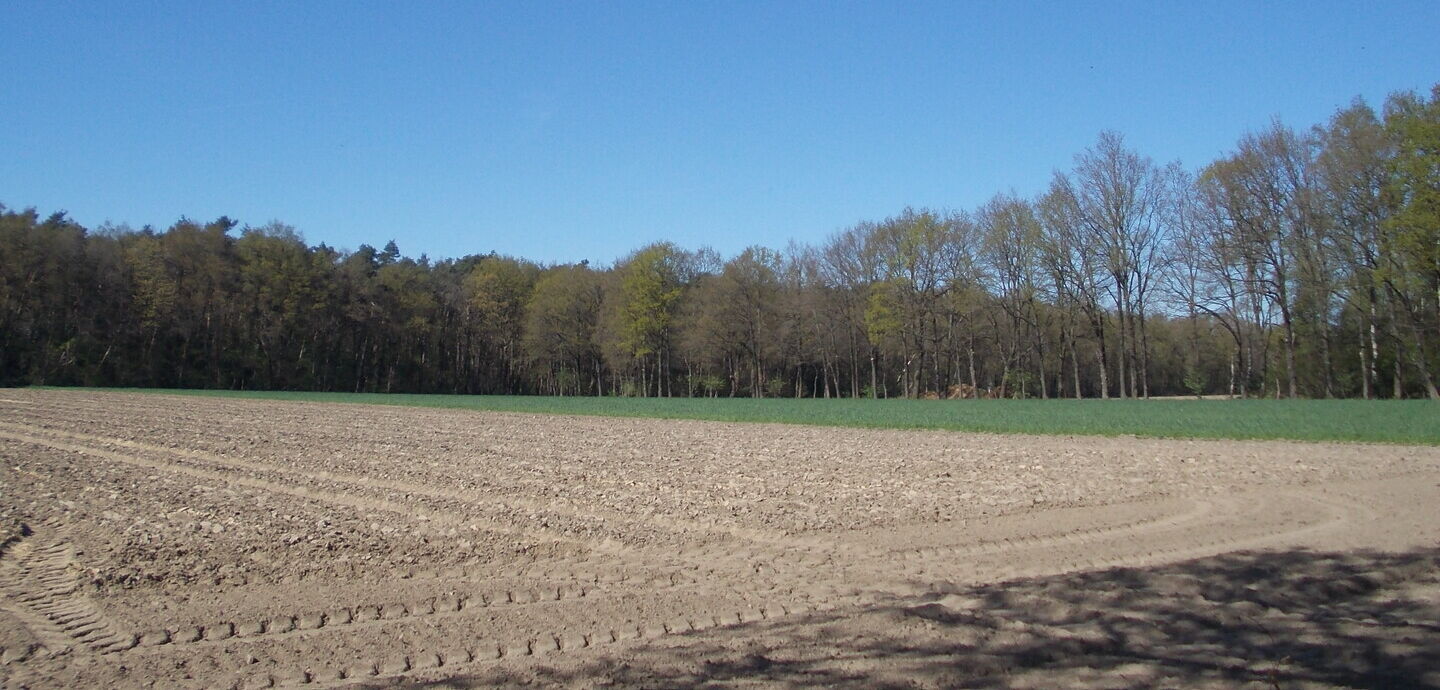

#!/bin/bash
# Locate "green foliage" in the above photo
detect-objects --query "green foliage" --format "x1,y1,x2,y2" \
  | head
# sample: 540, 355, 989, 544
1183, 367, 1207, 397
523, 264, 602, 374
126, 233, 179, 330
764, 377, 787, 398
1004, 370, 1033, 399
1382, 86, 1440, 295
4, 84, 1440, 399
863, 280, 905, 347
465, 256, 534, 341
616, 243, 684, 359
695, 374, 725, 396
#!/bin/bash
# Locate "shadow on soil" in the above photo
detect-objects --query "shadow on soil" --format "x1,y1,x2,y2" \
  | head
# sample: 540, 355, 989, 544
383, 547, 1440, 689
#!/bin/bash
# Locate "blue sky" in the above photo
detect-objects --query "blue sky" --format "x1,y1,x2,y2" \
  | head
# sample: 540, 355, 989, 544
2, 1, 1436, 265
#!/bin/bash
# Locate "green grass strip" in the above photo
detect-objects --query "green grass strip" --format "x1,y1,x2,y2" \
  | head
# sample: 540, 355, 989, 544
32, 387, 1440, 445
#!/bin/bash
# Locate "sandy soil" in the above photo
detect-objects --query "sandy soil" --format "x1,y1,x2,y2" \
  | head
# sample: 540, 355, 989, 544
0, 389, 1437, 689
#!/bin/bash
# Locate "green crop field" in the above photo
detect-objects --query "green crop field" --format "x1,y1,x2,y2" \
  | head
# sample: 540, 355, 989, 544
37, 388, 1440, 445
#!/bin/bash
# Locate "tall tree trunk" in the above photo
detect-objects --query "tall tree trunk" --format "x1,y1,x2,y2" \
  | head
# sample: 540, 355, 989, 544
1137, 310, 1150, 398
1282, 314, 1299, 398
1115, 303, 1128, 399
869, 350, 878, 399
1319, 320, 1336, 398
1069, 334, 1081, 399
1033, 303, 1048, 400
968, 334, 979, 399
1228, 348, 1237, 398
1407, 330, 1440, 399
1366, 294, 1380, 399
1393, 342, 1404, 399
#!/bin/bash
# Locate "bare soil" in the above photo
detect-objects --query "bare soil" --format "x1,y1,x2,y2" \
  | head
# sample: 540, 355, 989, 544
1, 389, 1438, 689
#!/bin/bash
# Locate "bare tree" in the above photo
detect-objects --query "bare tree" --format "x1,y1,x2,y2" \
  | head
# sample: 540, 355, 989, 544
1045, 132, 1171, 398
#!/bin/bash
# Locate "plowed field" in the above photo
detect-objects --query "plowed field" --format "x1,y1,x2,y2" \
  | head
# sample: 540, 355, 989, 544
2, 389, 1438, 688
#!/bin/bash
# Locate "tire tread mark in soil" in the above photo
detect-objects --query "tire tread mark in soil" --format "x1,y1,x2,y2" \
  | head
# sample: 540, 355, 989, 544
271, 588, 816, 689
0, 421, 844, 595
891, 489, 1361, 584
2, 396, 1417, 690
1047, 489, 1358, 575
122, 568, 719, 652
0, 421, 810, 554
0, 425, 606, 555
0, 531, 135, 658
0, 425, 731, 624
2, 428, 836, 674
104, 577, 813, 689
8, 485, 1381, 690
5, 404, 846, 554
256, 494, 1249, 688
185, 494, 1295, 690
283, 487, 1360, 690
880, 496, 1214, 562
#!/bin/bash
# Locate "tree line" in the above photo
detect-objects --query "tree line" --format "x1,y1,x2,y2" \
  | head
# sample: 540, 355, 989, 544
3, 86, 1437, 399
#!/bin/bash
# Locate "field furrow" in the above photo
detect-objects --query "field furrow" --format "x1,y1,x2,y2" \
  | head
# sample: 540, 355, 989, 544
2, 389, 1438, 689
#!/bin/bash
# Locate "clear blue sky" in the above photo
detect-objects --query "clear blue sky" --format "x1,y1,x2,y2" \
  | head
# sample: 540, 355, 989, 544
2, 1, 1436, 265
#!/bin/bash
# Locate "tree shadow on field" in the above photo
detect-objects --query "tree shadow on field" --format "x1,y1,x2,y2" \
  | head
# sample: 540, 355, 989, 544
383, 547, 1440, 689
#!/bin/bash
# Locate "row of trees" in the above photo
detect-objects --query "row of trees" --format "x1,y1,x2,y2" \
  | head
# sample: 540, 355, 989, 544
3, 86, 1437, 398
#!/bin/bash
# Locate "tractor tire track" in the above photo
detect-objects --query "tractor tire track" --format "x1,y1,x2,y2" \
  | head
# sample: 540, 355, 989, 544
6, 390, 1438, 690
0, 531, 134, 659
0, 424, 604, 553
0, 420, 809, 554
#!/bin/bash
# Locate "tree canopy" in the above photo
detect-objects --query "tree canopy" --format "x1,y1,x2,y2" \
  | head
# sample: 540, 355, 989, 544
3, 85, 1438, 399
